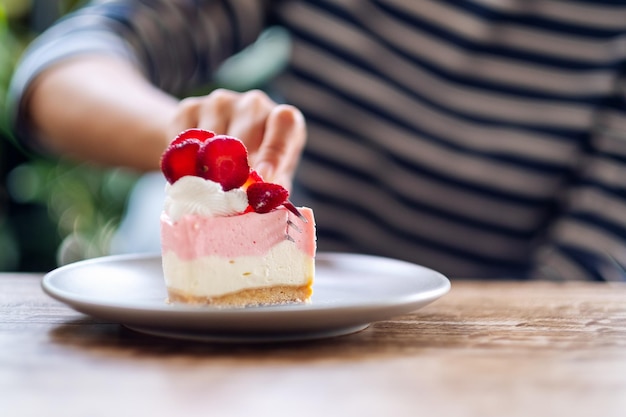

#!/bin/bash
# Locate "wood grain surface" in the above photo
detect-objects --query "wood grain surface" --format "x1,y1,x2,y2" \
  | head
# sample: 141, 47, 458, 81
1, 274, 625, 417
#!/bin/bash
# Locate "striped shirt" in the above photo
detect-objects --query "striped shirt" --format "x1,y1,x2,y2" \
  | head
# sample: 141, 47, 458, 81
9, 0, 626, 281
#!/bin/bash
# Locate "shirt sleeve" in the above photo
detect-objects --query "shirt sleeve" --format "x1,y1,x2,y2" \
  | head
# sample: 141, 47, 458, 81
6, 0, 268, 150
532, 93, 626, 281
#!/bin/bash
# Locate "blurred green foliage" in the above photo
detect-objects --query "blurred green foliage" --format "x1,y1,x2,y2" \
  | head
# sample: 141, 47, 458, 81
0, 0, 138, 271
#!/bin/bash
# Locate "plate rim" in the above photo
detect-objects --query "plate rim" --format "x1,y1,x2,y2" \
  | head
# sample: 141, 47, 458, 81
42, 252, 450, 314
41, 252, 450, 341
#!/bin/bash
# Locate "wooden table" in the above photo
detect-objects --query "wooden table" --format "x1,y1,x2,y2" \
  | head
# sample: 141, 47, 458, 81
2, 273, 625, 417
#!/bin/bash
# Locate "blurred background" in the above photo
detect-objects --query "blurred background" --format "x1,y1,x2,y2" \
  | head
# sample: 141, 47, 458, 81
0, 0, 139, 272
0, 0, 289, 272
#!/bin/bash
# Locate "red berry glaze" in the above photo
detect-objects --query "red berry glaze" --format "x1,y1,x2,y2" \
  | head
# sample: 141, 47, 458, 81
160, 138, 202, 184
197, 135, 250, 191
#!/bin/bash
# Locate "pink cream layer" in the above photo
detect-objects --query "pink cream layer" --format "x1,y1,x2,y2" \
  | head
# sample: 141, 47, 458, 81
160, 207, 315, 260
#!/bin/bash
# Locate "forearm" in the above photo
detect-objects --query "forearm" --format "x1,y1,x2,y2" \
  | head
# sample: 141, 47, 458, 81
25, 56, 178, 171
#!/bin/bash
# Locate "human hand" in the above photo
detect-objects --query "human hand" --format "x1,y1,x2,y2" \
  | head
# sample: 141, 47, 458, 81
168, 89, 306, 189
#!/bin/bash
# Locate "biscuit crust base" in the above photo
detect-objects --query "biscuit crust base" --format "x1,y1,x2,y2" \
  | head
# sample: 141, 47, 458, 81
167, 284, 313, 307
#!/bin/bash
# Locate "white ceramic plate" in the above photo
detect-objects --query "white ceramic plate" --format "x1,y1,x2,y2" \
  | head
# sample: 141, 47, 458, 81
42, 252, 450, 342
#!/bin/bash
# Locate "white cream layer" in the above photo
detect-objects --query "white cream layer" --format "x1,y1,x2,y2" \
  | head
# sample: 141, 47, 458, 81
164, 176, 247, 221
162, 240, 314, 298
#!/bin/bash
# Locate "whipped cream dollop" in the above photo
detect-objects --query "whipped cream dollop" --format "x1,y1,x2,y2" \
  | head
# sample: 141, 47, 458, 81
164, 176, 248, 222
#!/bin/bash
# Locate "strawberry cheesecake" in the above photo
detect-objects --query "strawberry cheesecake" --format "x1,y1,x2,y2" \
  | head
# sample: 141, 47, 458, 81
159, 129, 315, 307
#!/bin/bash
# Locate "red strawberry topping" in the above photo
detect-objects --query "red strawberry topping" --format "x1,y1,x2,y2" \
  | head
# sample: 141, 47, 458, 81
171, 128, 215, 146
197, 135, 250, 191
160, 138, 202, 184
246, 182, 289, 213
161, 129, 308, 221
243, 169, 264, 189
244, 173, 308, 221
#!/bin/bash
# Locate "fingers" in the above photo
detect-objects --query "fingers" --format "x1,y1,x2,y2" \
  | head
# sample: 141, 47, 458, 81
169, 89, 306, 187
225, 90, 275, 152
169, 89, 236, 137
252, 104, 305, 186
171, 89, 273, 145
196, 89, 237, 134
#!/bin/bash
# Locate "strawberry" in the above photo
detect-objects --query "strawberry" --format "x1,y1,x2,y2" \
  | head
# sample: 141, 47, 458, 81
244, 170, 308, 221
197, 135, 250, 191
171, 128, 215, 146
160, 138, 202, 184
246, 182, 289, 213
243, 169, 264, 189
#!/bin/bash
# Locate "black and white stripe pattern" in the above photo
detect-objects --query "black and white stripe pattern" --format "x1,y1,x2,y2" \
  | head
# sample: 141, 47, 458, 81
273, 0, 626, 280
9, 0, 626, 280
